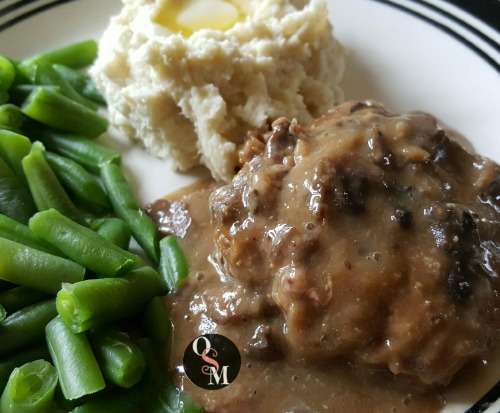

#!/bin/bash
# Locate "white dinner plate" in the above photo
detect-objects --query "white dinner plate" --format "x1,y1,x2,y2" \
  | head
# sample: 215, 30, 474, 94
0, 0, 499, 412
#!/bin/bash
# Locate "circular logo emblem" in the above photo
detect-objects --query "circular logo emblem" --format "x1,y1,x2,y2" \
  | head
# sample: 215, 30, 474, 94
183, 334, 241, 390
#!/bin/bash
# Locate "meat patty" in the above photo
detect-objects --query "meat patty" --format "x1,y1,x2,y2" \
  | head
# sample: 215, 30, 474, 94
209, 100, 500, 386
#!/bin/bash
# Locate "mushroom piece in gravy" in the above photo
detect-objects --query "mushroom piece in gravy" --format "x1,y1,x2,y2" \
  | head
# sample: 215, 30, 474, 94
147, 100, 500, 412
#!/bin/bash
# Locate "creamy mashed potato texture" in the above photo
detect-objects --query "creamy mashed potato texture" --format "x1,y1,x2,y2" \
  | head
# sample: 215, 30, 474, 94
91, 0, 345, 182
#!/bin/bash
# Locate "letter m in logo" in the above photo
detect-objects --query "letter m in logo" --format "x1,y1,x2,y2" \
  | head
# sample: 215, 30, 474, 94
208, 365, 229, 385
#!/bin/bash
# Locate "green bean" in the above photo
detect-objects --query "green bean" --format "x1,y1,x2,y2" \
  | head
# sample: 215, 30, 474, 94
30, 60, 97, 110
91, 217, 131, 250
0, 130, 31, 185
8, 85, 60, 106
0, 104, 24, 129
0, 287, 51, 314
88, 325, 147, 388
45, 151, 112, 216
0, 304, 5, 323
53, 64, 105, 105
0, 154, 37, 224
0, 213, 62, 256
38, 129, 120, 173
159, 235, 189, 292
45, 316, 105, 400
0, 359, 58, 413
69, 386, 142, 413
101, 163, 159, 263
30, 209, 141, 277
0, 299, 57, 357
139, 338, 203, 413
17, 40, 98, 75
22, 141, 83, 224
143, 296, 172, 345
0, 237, 85, 294
0, 345, 50, 391
21, 87, 108, 138
56, 266, 165, 333
138, 338, 179, 413
0, 55, 15, 93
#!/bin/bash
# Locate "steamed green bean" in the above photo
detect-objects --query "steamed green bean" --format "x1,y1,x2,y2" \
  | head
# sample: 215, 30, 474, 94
0, 130, 31, 185
100, 162, 159, 263
159, 235, 189, 292
45, 316, 105, 400
29, 209, 141, 277
56, 266, 165, 333
0, 299, 57, 357
38, 129, 120, 173
21, 87, 108, 138
88, 325, 146, 388
45, 151, 112, 216
143, 296, 172, 345
17, 40, 98, 78
0, 237, 85, 294
0, 155, 37, 224
0, 359, 58, 413
22, 142, 83, 224
91, 217, 131, 250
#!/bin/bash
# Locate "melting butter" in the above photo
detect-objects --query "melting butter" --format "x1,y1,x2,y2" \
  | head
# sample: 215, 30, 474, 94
154, 0, 245, 35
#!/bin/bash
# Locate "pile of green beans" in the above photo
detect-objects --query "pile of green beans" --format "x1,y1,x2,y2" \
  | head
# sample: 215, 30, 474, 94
0, 40, 198, 413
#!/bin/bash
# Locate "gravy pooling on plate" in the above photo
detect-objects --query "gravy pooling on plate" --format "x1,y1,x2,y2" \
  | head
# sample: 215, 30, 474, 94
147, 101, 500, 412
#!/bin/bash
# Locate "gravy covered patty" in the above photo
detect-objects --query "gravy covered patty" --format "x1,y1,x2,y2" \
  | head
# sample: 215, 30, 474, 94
149, 101, 500, 411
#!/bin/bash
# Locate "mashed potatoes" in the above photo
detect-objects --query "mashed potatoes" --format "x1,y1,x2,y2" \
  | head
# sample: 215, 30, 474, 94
91, 0, 344, 182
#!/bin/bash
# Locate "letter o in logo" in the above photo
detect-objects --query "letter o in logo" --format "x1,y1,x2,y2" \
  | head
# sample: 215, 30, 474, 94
192, 336, 211, 356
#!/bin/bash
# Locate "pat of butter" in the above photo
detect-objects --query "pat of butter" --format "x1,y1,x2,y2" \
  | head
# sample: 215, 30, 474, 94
155, 0, 242, 35
178, 0, 239, 32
